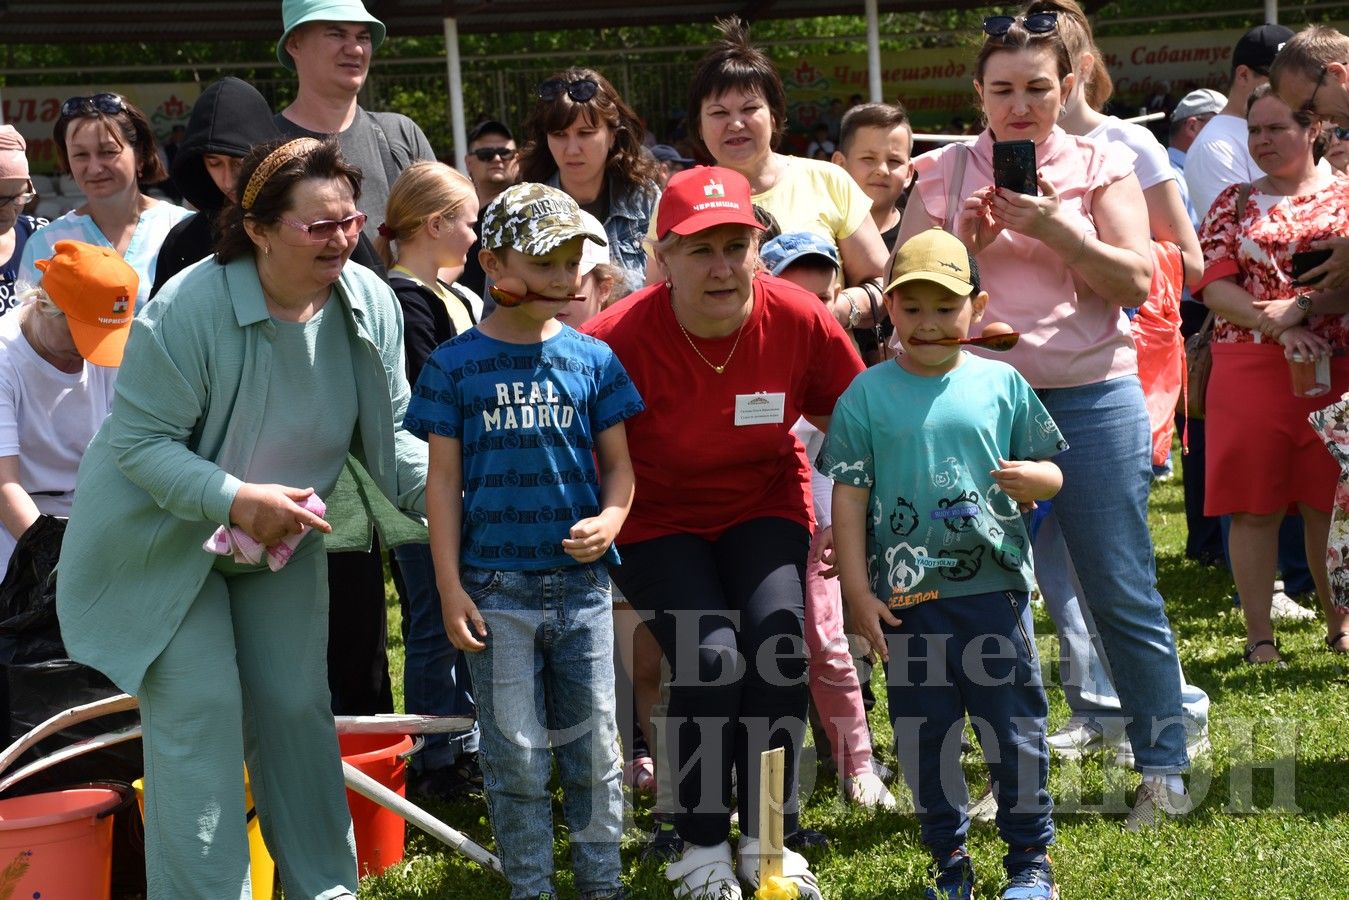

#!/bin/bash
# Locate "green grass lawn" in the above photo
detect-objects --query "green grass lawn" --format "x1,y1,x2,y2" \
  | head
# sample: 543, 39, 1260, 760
363, 455, 1349, 898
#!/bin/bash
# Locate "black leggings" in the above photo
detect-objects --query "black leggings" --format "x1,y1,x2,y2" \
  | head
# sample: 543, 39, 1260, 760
611, 517, 810, 846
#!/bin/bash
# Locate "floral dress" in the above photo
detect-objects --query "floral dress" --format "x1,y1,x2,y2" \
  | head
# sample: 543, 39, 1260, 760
1197, 178, 1349, 346
1308, 396, 1349, 613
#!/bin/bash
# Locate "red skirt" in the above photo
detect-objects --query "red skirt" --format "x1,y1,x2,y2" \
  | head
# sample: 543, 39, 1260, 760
1205, 340, 1346, 516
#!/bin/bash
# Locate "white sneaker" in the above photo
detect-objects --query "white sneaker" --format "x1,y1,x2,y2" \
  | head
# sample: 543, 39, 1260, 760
1123, 779, 1191, 831
666, 841, 742, 899
1044, 717, 1107, 759
1269, 591, 1318, 621
736, 837, 821, 900
844, 770, 897, 809
870, 759, 895, 783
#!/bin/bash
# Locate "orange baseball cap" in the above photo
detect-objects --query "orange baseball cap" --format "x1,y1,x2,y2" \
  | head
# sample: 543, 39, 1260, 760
34, 240, 138, 367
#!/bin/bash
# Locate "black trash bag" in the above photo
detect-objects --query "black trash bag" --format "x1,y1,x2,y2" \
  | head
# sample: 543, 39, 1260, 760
0, 514, 68, 666
5, 662, 147, 896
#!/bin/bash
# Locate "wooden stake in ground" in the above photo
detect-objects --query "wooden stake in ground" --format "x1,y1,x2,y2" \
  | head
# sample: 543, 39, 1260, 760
758, 746, 786, 883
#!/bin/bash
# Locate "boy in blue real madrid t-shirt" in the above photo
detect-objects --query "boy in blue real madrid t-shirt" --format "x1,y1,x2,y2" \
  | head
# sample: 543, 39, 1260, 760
822, 229, 1066, 900
404, 183, 644, 900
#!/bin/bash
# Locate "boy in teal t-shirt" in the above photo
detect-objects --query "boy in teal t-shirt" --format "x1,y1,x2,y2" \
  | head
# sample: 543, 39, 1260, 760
822, 228, 1065, 900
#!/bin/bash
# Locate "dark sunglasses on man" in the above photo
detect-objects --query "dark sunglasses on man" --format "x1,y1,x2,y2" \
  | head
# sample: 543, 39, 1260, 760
59, 92, 128, 120
982, 12, 1058, 36
470, 146, 517, 162
537, 78, 599, 104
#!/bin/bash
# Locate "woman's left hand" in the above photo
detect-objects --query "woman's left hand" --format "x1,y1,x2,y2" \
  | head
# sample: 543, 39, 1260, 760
229, 483, 332, 546
987, 175, 1064, 242
562, 515, 618, 564
1277, 325, 1333, 360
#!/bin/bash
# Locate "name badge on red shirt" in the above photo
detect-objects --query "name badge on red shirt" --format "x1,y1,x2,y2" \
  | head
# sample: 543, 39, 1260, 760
734, 392, 786, 426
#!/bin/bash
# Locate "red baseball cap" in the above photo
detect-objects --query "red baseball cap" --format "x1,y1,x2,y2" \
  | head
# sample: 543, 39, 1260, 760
655, 165, 764, 239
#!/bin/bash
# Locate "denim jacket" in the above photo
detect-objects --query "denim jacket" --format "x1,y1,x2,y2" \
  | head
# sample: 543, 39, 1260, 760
546, 172, 658, 293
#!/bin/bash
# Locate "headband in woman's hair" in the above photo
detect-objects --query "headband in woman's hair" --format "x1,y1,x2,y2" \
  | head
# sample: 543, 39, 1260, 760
242, 138, 322, 211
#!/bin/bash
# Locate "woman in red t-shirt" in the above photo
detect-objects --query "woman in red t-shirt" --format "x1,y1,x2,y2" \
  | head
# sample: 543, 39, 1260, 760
583, 166, 863, 900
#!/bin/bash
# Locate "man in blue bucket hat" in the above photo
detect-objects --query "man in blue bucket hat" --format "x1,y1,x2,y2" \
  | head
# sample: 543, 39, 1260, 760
274, 0, 457, 802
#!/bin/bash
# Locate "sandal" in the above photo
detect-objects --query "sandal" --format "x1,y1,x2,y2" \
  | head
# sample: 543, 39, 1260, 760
1243, 639, 1287, 667
1325, 631, 1349, 654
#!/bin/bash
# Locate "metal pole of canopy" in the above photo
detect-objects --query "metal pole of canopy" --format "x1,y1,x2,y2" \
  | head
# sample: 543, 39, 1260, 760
444, 16, 468, 173
865, 0, 884, 102
1265, 0, 1278, 23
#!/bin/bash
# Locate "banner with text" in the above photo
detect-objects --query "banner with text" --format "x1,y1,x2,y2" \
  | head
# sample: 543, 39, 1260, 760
1, 84, 199, 173
777, 24, 1348, 131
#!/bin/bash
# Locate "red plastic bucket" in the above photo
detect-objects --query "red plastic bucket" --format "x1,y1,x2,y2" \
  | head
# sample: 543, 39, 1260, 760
0, 784, 129, 900
339, 733, 413, 876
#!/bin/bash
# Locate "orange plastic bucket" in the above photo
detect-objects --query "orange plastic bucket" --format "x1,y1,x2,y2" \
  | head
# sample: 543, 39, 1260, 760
0, 784, 128, 900
339, 733, 413, 876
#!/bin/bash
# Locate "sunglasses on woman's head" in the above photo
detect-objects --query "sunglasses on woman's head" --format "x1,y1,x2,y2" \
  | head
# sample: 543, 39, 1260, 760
982, 12, 1058, 36
538, 78, 600, 103
469, 146, 517, 162
278, 212, 367, 244
59, 93, 127, 120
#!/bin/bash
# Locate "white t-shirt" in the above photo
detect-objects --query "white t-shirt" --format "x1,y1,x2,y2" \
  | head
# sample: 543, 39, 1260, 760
1184, 113, 1260, 227
791, 416, 833, 529
0, 312, 116, 567
1087, 116, 1176, 191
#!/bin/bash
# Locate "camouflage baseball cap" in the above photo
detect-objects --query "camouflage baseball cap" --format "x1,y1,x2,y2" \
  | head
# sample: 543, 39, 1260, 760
480, 183, 607, 256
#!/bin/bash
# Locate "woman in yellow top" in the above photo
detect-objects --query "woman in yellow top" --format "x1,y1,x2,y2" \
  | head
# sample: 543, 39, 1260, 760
686, 18, 889, 332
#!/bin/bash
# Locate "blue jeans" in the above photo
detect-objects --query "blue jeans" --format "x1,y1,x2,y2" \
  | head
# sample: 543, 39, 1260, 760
393, 543, 479, 771
461, 564, 623, 900
1035, 376, 1187, 774
1033, 511, 1209, 743
883, 590, 1054, 856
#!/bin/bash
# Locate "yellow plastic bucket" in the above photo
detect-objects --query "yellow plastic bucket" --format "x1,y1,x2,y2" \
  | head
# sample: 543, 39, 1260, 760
132, 769, 276, 899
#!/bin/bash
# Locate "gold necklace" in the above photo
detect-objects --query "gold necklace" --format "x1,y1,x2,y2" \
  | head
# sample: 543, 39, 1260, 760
672, 299, 748, 374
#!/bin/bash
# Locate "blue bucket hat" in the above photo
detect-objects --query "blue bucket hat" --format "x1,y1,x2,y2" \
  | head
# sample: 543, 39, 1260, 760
277, 0, 387, 70
760, 231, 840, 277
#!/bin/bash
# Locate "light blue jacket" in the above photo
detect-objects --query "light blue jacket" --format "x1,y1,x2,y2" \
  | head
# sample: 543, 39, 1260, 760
56, 256, 426, 695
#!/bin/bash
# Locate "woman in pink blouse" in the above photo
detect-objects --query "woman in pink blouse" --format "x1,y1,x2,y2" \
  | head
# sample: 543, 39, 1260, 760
896, 10, 1192, 824
1197, 84, 1349, 663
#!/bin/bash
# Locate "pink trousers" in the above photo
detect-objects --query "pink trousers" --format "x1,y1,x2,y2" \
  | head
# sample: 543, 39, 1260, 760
805, 529, 876, 778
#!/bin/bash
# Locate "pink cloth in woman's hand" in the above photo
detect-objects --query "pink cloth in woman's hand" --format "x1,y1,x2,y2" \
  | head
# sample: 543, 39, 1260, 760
202, 494, 327, 571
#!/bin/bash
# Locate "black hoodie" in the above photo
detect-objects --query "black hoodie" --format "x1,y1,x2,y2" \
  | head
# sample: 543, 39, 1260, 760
151, 77, 385, 297
151, 78, 277, 296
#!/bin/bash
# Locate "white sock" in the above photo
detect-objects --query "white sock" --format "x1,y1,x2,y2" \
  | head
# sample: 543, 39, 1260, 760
1144, 774, 1185, 794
